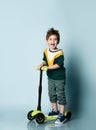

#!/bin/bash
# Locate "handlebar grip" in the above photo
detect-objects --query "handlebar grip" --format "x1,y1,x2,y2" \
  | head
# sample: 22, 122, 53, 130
36, 66, 48, 71
42, 67, 48, 71
36, 66, 39, 70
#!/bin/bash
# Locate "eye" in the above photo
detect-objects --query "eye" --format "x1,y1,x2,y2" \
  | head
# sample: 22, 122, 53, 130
49, 38, 52, 41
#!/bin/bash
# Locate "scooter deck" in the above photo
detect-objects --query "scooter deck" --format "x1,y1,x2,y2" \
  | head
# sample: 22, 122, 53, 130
31, 110, 58, 120
45, 115, 58, 120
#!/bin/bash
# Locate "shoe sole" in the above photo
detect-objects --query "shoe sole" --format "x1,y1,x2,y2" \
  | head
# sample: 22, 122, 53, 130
55, 119, 67, 125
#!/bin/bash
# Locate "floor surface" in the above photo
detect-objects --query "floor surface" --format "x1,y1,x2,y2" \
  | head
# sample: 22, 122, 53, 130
0, 109, 96, 130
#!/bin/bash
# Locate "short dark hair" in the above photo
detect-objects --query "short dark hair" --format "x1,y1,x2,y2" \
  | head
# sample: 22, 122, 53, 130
46, 28, 60, 44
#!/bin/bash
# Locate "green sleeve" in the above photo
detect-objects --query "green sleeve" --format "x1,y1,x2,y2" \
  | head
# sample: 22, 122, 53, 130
42, 52, 46, 61
54, 55, 64, 67
42, 52, 47, 63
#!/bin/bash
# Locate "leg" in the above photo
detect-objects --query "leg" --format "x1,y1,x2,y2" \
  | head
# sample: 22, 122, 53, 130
48, 78, 57, 106
60, 104, 65, 114
48, 78, 59, 115
55, 79, 66, 112
52, 102, 58, 112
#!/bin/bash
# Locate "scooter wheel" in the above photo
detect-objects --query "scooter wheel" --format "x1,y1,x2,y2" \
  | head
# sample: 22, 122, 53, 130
65, 111, 72, 120
27, 110, 35, 120
36, 113, 45, 124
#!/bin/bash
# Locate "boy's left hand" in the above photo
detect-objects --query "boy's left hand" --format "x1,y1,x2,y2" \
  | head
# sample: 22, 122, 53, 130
41, 66, 48, 71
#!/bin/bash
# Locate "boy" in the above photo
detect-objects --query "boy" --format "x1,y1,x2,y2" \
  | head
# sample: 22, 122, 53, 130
38, 28, 66, 124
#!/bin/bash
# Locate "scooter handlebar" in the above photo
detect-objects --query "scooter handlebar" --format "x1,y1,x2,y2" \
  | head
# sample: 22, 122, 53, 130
36, 66, 48, 71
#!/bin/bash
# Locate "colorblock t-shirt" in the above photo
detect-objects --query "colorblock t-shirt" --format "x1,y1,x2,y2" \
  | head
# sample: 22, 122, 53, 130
43, 48, 65, 80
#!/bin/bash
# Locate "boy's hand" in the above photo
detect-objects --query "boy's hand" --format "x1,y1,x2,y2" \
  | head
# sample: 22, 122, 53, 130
36, 64, 44, 70
41, 66, 48, 71
37, 61, 46, 70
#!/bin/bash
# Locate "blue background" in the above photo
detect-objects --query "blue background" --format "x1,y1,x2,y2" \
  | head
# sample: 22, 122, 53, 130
0, 0, 96, 129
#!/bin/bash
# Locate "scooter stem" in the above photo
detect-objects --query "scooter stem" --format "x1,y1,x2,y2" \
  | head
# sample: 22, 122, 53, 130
37, 70, 43, 110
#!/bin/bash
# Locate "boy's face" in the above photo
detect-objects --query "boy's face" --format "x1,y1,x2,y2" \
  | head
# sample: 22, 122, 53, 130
46, 35, 58, 50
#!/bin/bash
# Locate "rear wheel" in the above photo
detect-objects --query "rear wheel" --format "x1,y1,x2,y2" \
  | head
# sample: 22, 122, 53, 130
64, 111, 72, 120
36, 113, 45, 124
27, 110, 35, 120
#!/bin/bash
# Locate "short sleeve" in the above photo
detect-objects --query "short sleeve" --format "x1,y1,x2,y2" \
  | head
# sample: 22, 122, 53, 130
54, 55, 64, 67
42, 52, 46, 62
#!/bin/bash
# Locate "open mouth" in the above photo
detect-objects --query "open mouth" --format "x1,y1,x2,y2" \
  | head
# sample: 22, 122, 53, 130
51, 43, 55, 46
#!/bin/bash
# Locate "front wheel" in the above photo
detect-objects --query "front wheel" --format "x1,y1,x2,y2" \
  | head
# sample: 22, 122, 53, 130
27, 110, 35, 120
36, 113, 45, 124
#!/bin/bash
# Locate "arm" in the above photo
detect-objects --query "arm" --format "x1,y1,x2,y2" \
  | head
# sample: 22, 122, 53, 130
37, 61, 46, 69
48, 64, 60, 70
41, 55, 64, 70
41, 64, 60, 70
40, 61, 46, 67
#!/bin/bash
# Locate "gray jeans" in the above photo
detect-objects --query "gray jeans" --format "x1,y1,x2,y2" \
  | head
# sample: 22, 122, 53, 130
48, 78, 66, 105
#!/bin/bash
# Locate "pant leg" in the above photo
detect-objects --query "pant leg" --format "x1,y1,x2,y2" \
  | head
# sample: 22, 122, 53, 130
55, 79, 67, 105
48, 78, 57, 103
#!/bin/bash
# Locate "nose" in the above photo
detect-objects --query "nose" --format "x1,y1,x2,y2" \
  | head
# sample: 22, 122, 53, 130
52, 39, 55, 43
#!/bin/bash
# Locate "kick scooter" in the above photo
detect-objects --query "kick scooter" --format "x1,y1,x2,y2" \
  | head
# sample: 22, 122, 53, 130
27, 68, 72, 124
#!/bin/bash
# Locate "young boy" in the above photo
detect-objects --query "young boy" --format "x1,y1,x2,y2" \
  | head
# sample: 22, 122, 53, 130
38, 28, 66, 124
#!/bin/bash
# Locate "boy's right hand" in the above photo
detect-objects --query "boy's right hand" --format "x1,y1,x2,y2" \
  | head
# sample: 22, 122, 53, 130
36, 61, 46, 70
36, 65, 48, 71
36, 64, 44, 70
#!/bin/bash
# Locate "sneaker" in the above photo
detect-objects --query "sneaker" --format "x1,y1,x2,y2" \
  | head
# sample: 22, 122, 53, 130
48, 109, 59, 116
55, 113, 66, 125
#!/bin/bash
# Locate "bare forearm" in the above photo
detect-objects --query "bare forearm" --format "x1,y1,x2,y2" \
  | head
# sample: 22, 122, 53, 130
37, 61, 46, 69
41, 61, 46, 66
48, 64, 60, 70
